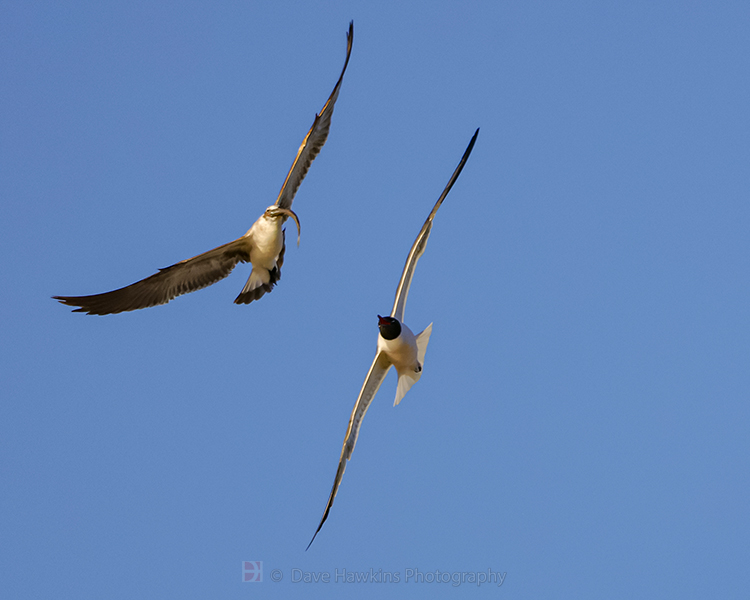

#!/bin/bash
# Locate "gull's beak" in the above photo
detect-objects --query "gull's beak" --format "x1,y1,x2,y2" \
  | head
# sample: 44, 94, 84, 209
270, 207, 301, 246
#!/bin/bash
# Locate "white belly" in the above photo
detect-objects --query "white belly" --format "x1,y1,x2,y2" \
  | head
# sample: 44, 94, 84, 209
248, 217, 283, 269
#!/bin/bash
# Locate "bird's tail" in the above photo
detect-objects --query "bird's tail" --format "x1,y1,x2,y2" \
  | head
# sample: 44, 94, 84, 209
394, 323, 433, 406
234, 261, 284, 305
234, 269, 271, 304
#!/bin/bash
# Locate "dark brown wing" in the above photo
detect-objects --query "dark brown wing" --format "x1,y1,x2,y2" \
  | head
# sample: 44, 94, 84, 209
275, 21, 353, 211
53, 237, 251, 315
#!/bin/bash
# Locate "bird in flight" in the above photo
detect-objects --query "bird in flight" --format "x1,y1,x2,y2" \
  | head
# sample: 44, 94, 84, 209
54, 22, 354, 315
306, 128, 479, 549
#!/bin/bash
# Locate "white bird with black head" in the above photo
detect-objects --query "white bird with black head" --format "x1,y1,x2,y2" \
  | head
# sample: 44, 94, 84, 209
307, 128, 479, 549
53, 22, 354, 315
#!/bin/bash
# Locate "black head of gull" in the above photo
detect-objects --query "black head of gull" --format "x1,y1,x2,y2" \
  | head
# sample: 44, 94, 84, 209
377, 315, 401, 340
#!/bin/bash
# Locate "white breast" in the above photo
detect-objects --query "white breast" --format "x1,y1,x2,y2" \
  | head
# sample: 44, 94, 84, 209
247, 216, 283, 269
377, 322, 419, 371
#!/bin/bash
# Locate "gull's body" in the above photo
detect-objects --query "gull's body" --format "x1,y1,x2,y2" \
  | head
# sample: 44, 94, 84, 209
376, 317, 430, 406
54, 22, 353, 315
307, 128, 479, 549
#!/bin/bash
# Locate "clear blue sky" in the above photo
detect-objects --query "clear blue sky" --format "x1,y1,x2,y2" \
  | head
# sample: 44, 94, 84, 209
2, 1, 749, 598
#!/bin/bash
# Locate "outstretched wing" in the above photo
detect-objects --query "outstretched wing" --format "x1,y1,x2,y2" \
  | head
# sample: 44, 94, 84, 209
307, 351, 392, 550
53, 237, 251, 315
390, 129, 479, 323
275, 21, 354, 210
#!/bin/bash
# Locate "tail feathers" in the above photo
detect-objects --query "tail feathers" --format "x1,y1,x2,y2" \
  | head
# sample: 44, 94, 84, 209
393, 323, 433, 406
416, 323, 433, 365
234, 266, 279, 305
394, 370, 419, 406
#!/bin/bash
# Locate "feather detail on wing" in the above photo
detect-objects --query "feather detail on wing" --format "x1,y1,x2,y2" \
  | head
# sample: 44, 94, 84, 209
307, 351, 391, 550
275, 21, 353, 211
390, 128, 479, 323
53, 237, 251, 315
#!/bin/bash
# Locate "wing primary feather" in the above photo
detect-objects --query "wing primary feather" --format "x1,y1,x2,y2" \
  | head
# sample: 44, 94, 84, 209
275, 21, 354, 211
52, 238, 250, 315
307, 352, 390, 550
390, 128, 479, 322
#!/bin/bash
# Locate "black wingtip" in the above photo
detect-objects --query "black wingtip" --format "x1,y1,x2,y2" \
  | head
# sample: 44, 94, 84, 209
306, 500, 335, 551
467, 127, 480, 153
306, 516, 330, 551
52, 295, 101, 315
423, 128, 480, 223
306, 506, 331, 551
452, 127, 480, 180
346, 21, 354, 62
345, 21, 353, 53
305, 529, 320, 551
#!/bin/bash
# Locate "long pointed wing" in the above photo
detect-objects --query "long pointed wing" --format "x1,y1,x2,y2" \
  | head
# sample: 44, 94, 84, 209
275, 21, 354, 210
390, 128, 479, 323
52, 237, 251, 315
307, 351, 392, 550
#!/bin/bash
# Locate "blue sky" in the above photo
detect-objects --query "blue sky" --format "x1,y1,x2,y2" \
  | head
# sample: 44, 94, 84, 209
2, 1, 749, 598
